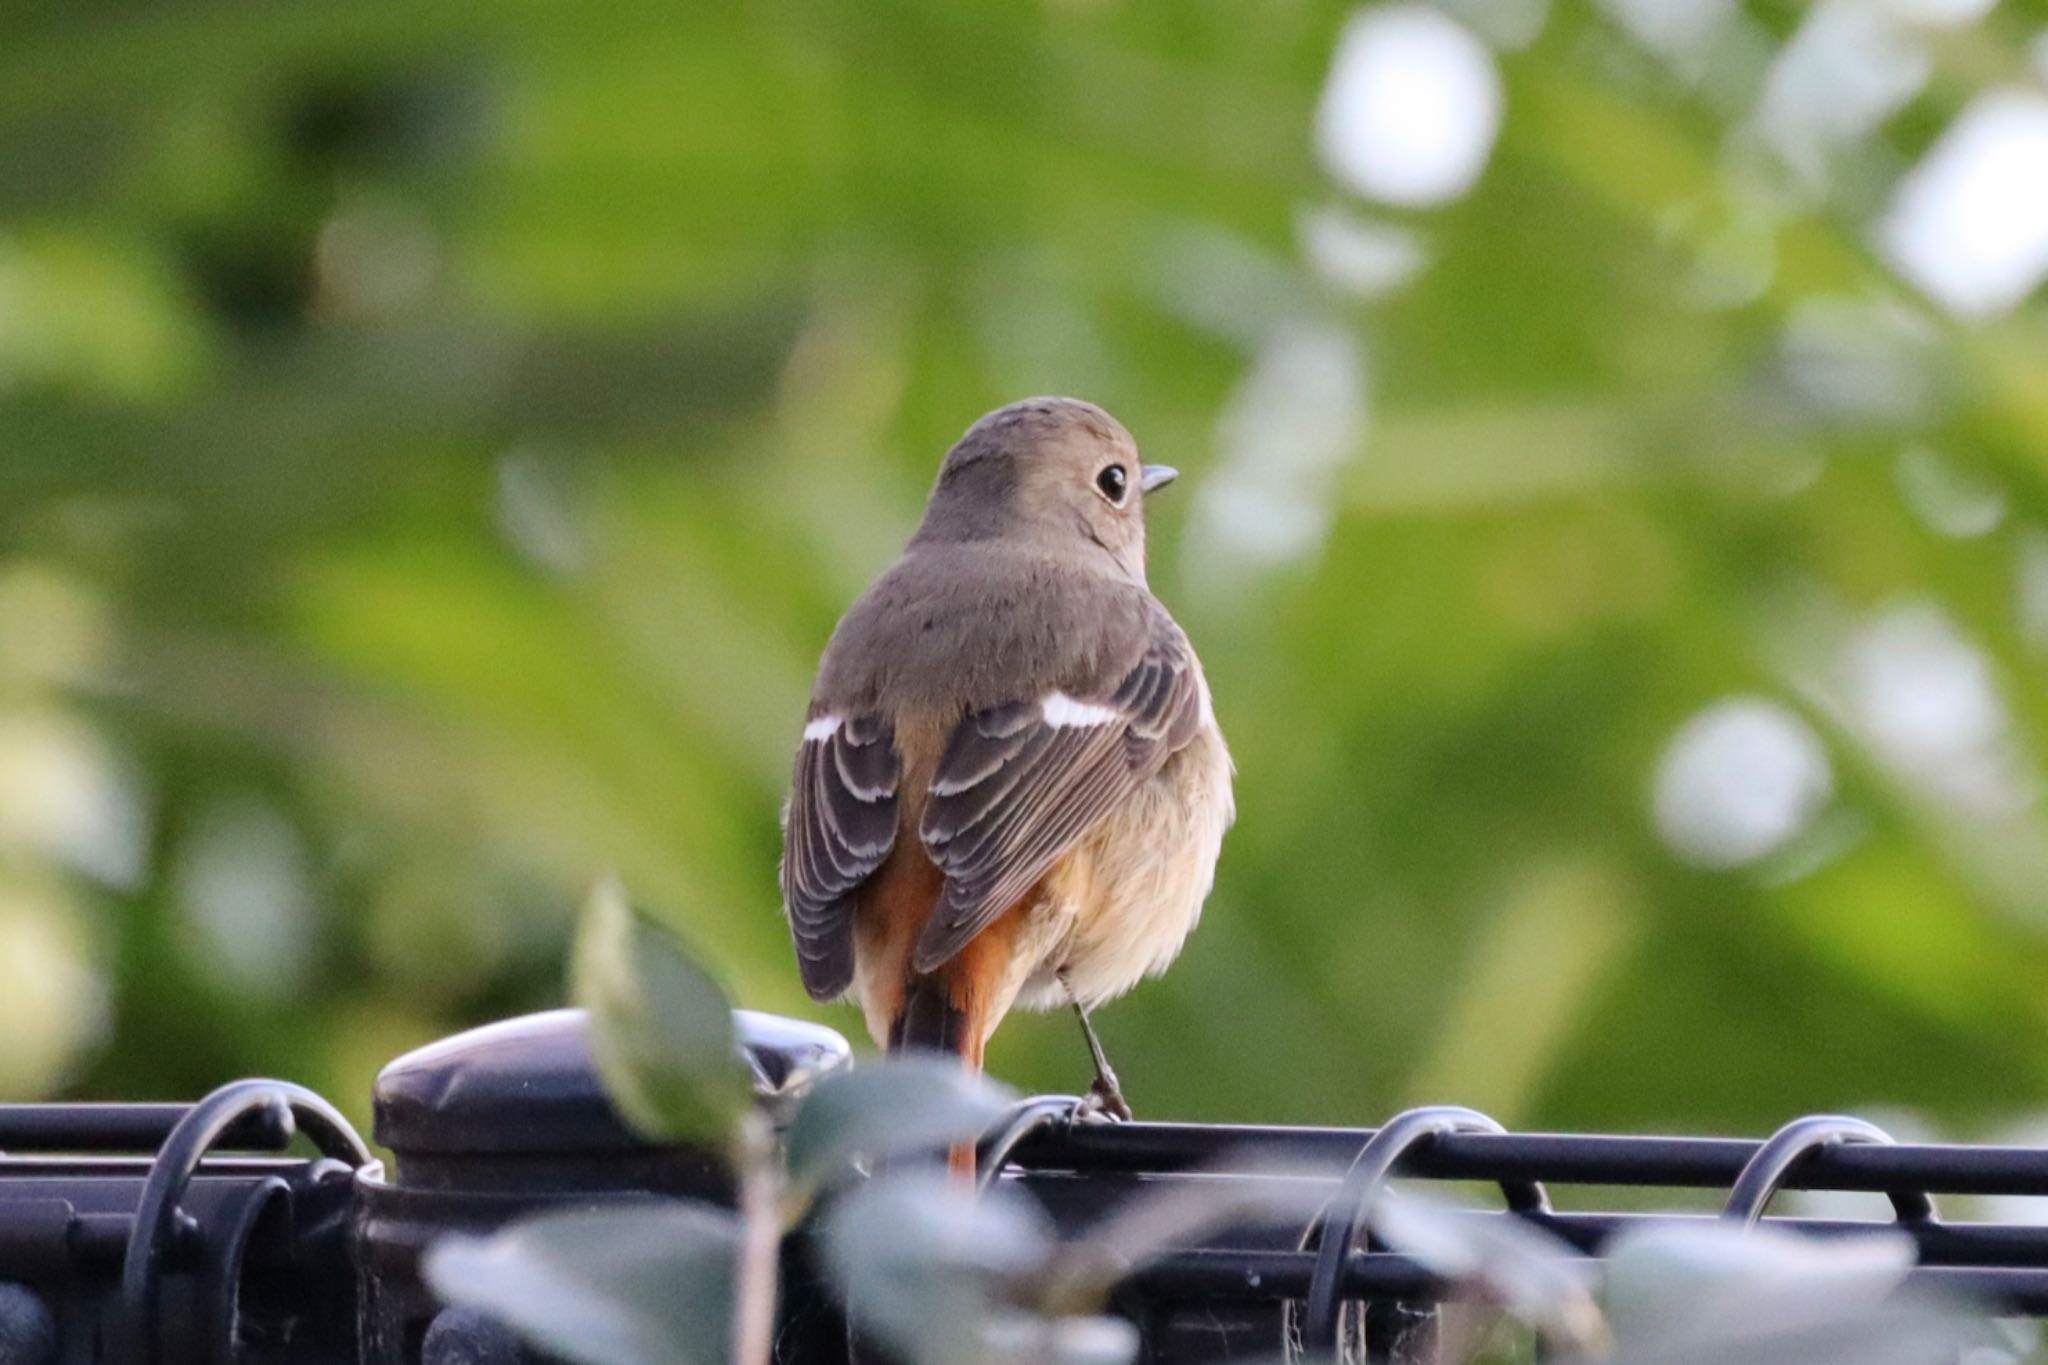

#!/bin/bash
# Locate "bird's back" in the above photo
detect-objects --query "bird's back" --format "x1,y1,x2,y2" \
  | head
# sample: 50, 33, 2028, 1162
810, 543, 1157, 722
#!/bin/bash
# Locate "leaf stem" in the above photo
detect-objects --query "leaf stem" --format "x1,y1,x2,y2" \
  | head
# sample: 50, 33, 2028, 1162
732, 1110, 781, 1365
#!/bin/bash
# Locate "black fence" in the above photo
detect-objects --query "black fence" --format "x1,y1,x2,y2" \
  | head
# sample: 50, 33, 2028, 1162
2, 1008, 2046, 1363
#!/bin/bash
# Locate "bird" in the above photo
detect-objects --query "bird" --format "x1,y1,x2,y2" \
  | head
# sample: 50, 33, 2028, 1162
778, 397, 1233, 1132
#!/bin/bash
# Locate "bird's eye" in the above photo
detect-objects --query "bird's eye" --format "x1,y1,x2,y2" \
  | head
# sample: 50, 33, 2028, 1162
1095, 464, 1129, 504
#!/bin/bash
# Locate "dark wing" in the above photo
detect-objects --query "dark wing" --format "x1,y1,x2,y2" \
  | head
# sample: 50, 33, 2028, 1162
914, 618, 1206, 972
781, 712, 900, 1000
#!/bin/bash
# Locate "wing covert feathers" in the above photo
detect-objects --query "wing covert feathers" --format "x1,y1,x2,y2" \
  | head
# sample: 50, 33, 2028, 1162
914, 617, 1205, 972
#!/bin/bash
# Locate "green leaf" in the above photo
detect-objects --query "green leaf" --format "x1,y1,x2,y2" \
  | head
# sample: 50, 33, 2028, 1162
1605, 1219, 1941, 1358
1369, 1189, 1606, 1352
783, 1053, 1015, 1189
424, 1202, 739, 1365
1607, 1301, 1976, 1365
1040, 1158, 1335, 1315
571, 878, 750, 1145
1597, 1223, 1995, 1365
980, 1313, 1140, 1365
821, 1171, 1056, 1365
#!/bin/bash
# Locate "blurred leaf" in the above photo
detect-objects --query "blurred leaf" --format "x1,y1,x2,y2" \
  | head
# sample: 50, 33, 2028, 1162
1042, 1160, 1334, 1315
424, 1202, 738, 1365
1369, 1190, 1606, 1353
820, 1170, 1056, 1365
1602, 1222, 1921, 1358
979, 1313, 1139, 1365
1596, 1223, 1990, 1365
572, 878, 750, 1146
784, 1054, 1014, 1190
1608, 1299, 1976, 1365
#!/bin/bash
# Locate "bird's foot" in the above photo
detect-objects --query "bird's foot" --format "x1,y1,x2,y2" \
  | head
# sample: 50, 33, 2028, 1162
1075, 1073, 1134, 1124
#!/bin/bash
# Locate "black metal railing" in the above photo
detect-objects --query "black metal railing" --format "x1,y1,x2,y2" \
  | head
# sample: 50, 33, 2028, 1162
3, 1009, 2047, 1363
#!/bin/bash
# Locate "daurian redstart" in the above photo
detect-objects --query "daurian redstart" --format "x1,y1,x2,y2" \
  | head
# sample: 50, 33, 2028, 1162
781, 398, 1233, 1124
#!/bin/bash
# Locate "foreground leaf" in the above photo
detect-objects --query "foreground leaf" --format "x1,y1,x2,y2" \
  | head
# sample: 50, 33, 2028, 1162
1369, 1189, 1606, 1352
820, 1171, 1058, 1365
1603, 1222, 1913, 1353
1602, 1222, 1979, 1365
1042, 1159, 1335, 1314
572, 878, 751, 1145
1609, 1299, 1977, 1365
981, 1312, 1141, 1365
784, 1054, 1014, 1189
424, 1203, 739, 1365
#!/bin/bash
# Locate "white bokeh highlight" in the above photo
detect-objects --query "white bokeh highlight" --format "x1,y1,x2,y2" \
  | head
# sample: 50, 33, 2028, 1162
1297, 205, 1429, 299
1778, 295, 1933, 423
176, 798, 318, 996
495, 448, 588, 575
0, 710, 148, 889
1187, 322, 1367, 597
1654, 698, 1835, 869
1315, 6, 1503, 208
1838, 602, 2032, 814
1756, 0, 1929, 189
1879, 90, 2048, 320
1895, 446, 2006, 539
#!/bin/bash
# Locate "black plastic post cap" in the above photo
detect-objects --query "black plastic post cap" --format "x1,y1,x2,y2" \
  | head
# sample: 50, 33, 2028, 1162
372, 1008, 852, 1155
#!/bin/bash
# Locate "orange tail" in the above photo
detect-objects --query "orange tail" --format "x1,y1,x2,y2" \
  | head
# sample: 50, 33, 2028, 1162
878, 882, 1028, 1183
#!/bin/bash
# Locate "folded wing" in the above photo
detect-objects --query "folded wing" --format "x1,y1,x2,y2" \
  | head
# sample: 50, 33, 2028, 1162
781, 713, 900, 1000
915, 617, 1205, 972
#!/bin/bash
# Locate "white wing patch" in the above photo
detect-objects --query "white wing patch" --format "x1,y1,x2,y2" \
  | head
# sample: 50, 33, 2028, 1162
802, 715, 843, 742
1041, 691, 1120, 728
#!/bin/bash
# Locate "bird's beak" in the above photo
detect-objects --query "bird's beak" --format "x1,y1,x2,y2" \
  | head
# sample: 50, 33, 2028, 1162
1141, 464, 1179, 493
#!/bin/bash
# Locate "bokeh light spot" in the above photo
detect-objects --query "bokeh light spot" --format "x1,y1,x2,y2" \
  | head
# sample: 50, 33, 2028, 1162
0, 710, 148, 889
1838, 602, 2032, 815
176, 798, 319, 997
1654, 698, 1834, 869
1895, 446, 2005, 540
1879, 90, 2048, 320
1315, 6, 1503, 208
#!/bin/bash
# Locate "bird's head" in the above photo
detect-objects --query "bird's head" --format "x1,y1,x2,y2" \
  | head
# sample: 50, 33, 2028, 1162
912, 397, 1177, 581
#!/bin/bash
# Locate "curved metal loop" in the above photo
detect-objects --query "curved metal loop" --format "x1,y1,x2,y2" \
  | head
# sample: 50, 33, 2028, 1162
975, 1095, 1086, 1196
119, 1079, 372, 1364
1722, 1114, 1936, 1227
1299, 1105, 1549, 1356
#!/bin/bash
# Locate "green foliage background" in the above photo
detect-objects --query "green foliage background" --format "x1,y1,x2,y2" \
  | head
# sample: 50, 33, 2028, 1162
6, 0, 2048, 1141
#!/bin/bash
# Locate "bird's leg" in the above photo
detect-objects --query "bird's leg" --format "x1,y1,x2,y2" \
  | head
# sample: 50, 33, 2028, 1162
1061, 973, 1133, 1122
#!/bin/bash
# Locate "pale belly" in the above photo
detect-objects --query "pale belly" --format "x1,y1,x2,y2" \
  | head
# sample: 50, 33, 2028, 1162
1003, 719, 1236, 1014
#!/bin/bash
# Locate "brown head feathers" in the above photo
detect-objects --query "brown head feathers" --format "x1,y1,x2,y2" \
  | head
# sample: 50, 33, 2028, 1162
911, 397, 1158, 581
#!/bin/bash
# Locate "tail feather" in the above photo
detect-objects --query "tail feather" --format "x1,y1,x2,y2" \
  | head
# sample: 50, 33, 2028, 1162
888, 974, 978, 1179
888, 974, 967, 1055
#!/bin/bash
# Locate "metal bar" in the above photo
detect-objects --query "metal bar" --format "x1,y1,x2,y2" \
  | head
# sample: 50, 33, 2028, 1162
1017, 1175, 2048, 1267
1522, 1211, 2048, 1267
0, 1106, 286, 1154
1128, 1248, 2048, 1314
1299, 1107, 1531, 1356
1010, 1123, 2048, 1195
0, 1157, 314, 1176
1019, 1170, 2048, 1267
